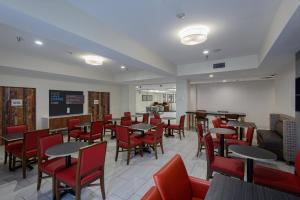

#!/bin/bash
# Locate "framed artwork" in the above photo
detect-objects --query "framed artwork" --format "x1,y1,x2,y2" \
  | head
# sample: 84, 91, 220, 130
167, 94, 176, 103
142, 95, 153, 101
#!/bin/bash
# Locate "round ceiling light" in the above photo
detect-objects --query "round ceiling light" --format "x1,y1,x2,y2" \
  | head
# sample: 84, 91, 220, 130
82, 55, 105, 66
34, 40, 43, 46
179, 25, 209, 45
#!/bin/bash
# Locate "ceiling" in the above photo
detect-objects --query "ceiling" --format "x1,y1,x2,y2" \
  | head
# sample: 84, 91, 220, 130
0, 0, 299, 85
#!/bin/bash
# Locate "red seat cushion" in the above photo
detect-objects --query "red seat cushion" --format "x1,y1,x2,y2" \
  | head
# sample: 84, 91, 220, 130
104, 124, 115, 129
5, 141, 23, 151
56, 164, 103, 187
118, 137, 143, 148
69, 130, 83, 138
11, 148, 37, 158
143, 135, 161, 144
80, 133, 101, 141
211, 156, 244, 179
169, 124, 180, 129
254, 165, 300, 195
41, 157, 77, 176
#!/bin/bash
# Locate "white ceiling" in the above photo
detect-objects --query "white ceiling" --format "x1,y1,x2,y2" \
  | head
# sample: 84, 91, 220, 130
68, 0, 281, 65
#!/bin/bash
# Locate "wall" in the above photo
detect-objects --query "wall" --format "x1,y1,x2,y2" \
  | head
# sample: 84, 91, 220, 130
194, 80, 275, 129
296, 51, 300, 150
0, 70, 122, 129
274, 64, 295, 116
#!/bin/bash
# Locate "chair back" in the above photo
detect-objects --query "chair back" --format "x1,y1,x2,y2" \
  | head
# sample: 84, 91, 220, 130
23, 130, 39, 153
246, 127, 254, 145
143, 113, 149, 124
225, 114, 239, 121
179, 115, 185, 129
154, 113, 161, 119
196, 112, 207, 120
77, 141, 107, 180
124, 112, 131, 117
295, 150, 300, 176
6, 124, 27, 135
153, 124, 164, 140
68, 118, 80, 131
121, 117, 132, 126
38, 133, 63, 160
90, 121, 104, 136
150, 118, 161, 125
197, 123, 204, 140
204, 133, 215, 165
212, 118, 220, 128
103, 114, 112, 123
116, 126, 130, 144
153, 154, 192, 200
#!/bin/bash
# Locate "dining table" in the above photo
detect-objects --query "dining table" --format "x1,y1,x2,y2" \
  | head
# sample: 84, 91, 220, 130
161, 116, 176, 137
227, 120, 256, 140
130, 123, 156, 153
209, 128, 236, 157
229, 145, 277, 182
75, 122, 91, 133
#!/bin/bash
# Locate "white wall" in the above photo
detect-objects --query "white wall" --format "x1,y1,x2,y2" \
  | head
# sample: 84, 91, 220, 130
0, 71, 122, 129
194, 80, 275, 129
274, 64, 295, 117
176, 79, 189, 123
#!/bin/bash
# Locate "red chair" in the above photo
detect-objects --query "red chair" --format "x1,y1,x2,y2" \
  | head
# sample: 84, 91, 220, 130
121, 116, 132, 126
144, 154, 210, 200
115, 126, 143, 165
212, 118, 238, 140
196, 123, 219, 157
4, 125, 27, 165
204, 133, 244, 180
137, 113, 150, 124
253, 150, 300, 196
103, 114, 115, 136
124, 112, 131, 118
141, 186, 162, 200
143, 124, 164, 159
154, 113, 161, 119
9, 129, 49, 178
225, 127, 254, 155
67, 119, 84, 142
37, 133, 76, 197
80, 121, 104, 144
55, 142, 107, 200
168, 115, 185, 139
150, 118, 161, 126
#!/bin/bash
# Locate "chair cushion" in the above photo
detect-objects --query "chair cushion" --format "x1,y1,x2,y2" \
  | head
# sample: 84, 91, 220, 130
104, 124, 115, 129
5, 141, 23, 151
211, 156, 244, 179
254, 164, 300, 195
169, 124, 179, 129
141, 186, 162, 200
80, 133, 101, 141
118, 138, 143, 148
11, 148, 37, 158
143, 135, 161, 144
69, 130, 83, 138
274, 120, 283, 137
257, 130, 282, 149
41, 157, 77, 176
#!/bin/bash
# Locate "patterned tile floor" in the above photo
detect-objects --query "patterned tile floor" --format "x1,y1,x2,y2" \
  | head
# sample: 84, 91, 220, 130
0, 119, 294, 200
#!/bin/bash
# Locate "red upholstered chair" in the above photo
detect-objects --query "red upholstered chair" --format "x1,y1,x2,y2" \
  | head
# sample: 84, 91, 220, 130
121, 116, 132, 126
103, 114, 115, 136
124, 112, 131, 117
204, 133, 244, 180
152, 154, 210, 200
196, 123, 219, 157
212, 118, 238, 140
80, 121, 104, 144
225, 127, 254, 155
150, 118, 162, 126
4, 124, 27, 165
141, 186, 162, 200
37, 133, 76, 197
9, 129, 49, 178
253, 150, 300, 196
137, 113, 150, 124
67, 118, 84, 142
154, 113, 161, 120
143, 124, 164, 159
168, 115, 185, 140
55, 142, 107, 200
115, 126, 143, 165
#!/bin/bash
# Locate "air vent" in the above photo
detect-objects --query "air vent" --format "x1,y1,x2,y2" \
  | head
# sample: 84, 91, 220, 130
213, 62, 225, 69
261, 74, 277, 80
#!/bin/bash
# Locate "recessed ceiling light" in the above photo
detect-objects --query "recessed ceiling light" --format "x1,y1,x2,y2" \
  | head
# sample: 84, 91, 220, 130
34, 40, 43, 46
120, 65, 126, 69
209, 74, 214, 78
222, 80, 227, 83
203, 50, 209, 55
81, 55, 105, 66
179, 25, 209, 45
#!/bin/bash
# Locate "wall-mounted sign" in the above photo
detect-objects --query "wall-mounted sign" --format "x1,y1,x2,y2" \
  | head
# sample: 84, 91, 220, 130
11, 99, 23, 107
94, 100, 99, 105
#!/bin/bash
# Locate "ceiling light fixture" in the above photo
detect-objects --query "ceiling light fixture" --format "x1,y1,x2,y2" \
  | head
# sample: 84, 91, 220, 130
34, 40, 43, 46
82, 55, 105, 66
120, 66, 126, 69
209, 74, 214, 78
203, 50, 209, 55
179, 25, 209, 45
222, 80, 227, 83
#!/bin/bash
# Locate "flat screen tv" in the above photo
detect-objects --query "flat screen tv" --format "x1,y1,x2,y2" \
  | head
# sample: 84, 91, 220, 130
49, 90, 84, 116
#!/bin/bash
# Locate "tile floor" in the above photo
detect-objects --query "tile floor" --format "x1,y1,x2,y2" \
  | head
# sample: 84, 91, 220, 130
0, 119, 294, 200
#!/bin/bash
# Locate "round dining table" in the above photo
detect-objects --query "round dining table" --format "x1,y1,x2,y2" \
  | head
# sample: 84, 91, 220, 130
161, 117, 176, 137
209, 128, 236, 157
229, 145, 277, 182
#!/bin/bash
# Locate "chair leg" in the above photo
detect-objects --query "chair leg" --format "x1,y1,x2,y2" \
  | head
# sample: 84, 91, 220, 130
206, 168, 212, 180
52, 177, 56, 198
37, 170, 42, 191
67, 135, 70, 142
22, 157, 27, 179
139, 146, 143, 157
8, 153, 12, 170
4, 151, 7, 164
127, 148, 131, 165
154, 144, 158, 159
115, 146, 119, 162
100, 175, 106, 200
160, 142, 164, 154
179, 130, 182, 140
182, 129, 185, 137
75, 186, 81, 200
55, 179, 61, 200
196, 142, 200, 157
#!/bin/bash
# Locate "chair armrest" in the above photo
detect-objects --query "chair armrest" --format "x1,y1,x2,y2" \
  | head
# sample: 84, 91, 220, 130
141, 186, 162, 200
189, 176, 210, 198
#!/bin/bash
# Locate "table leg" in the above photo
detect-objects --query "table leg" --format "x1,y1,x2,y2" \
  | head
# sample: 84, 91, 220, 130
219, 134, 225, 157
84, 126, 87, 133
111, 121, 117, 139
188, 114, 191, 129
246, 158, 253, 182
65, 155, 72, 168
239, 127, 244, 140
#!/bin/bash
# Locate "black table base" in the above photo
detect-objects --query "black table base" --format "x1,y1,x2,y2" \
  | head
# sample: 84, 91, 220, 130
219, 134, 225, 157
246, 158, 253, 182
239, 127, 244, 140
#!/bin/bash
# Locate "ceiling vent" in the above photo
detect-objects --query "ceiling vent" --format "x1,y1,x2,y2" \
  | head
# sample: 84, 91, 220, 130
261, 74, 277, 80
213, 62, 225, 69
